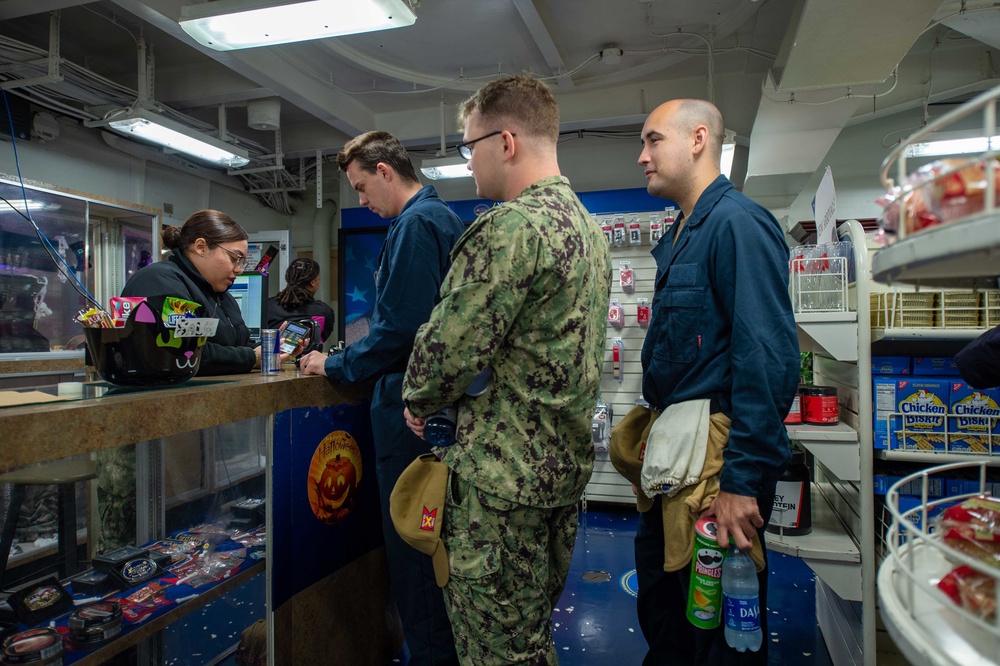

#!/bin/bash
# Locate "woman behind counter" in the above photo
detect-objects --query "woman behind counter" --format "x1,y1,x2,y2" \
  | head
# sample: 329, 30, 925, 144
121, 209, 264, 375
265, 258, 336, 346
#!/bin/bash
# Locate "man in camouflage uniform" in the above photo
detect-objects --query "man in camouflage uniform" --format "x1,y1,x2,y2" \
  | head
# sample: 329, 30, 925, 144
402, 75, 611, 665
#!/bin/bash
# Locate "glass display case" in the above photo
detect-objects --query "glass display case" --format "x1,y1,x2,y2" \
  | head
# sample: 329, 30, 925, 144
0, 175, 157, 359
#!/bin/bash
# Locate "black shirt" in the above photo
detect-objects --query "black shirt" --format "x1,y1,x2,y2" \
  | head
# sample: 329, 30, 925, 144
121, 251, 256, 375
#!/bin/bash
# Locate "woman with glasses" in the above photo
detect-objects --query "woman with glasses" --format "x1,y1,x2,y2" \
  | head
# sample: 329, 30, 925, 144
121, 209, 284, 375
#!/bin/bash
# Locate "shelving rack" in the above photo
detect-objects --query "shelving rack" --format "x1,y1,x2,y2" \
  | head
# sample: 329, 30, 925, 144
870, 82, 1000, 666
788, 213, 1000, 665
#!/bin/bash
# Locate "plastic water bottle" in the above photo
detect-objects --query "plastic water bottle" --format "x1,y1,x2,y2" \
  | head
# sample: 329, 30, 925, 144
722, 546, 762, 652
423, 368, 493, 447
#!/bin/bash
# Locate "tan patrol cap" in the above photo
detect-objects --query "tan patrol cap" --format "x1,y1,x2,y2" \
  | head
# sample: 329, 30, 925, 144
389, 453, 450, 587
609, 405, 659, 512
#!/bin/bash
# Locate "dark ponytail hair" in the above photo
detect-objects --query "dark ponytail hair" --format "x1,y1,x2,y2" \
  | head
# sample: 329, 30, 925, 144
162, 209, 248, 253
275, 257, 320, 309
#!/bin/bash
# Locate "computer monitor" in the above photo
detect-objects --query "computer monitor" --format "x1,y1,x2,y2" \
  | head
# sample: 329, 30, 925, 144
229, 271, 268, 345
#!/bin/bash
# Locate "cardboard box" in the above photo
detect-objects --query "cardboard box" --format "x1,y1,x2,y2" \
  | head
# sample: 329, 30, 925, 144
948, 382, 1000, 454
871, 356, 910, 375
873, 378, 949, 451
912, 357, 960, 376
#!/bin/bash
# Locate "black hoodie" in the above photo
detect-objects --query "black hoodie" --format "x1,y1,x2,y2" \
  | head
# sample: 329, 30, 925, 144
121, 251, 256, 376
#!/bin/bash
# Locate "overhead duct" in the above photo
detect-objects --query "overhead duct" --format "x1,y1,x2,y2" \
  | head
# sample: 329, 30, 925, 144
743, 0, 943, 211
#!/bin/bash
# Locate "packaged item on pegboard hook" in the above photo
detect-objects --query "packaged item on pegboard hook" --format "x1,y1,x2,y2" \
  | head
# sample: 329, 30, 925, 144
600, 216, 613, 245
592, 400, 613, 453
637, 298, 650, 328
608, 298, 625, 329
619, 261, 635, 294
613, 215, 627, 247
628, 215, 643, 245
612, 337, 624, 383
649, 213, 664, 245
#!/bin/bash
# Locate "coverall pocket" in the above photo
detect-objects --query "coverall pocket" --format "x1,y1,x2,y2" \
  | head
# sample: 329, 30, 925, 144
652, 286, 704, 363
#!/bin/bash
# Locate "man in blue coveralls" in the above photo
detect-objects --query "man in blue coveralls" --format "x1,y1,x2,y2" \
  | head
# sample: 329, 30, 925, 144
299, 130, 465, 666
633, 99, 799, 665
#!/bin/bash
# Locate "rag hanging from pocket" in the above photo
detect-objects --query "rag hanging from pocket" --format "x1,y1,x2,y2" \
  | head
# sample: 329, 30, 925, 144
641, 399, 711, 498
659, 412, 766, 574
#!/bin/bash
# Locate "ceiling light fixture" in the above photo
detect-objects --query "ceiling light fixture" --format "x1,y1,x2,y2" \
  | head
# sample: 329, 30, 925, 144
903, 134, 1000, 158
86, 107, 250, 168
179, 0, 418, 51
420, 156, 473, 180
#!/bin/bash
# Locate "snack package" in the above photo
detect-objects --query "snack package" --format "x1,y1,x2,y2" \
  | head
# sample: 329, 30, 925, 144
109, 296, 146, 327
161, 297, 201, 329
937, 495, 1000, 566
76, 306, 114, 328
937, 564, 997, 622
880, 158, 1000, 239
929, 158, 1000, 224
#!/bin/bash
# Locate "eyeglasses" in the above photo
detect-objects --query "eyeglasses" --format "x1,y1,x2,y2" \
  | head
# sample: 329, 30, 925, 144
456, 130, 515, 160
218, 245, 247, 267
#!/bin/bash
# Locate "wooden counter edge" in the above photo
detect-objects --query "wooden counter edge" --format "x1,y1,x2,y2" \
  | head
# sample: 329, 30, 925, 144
0, 371, 369, 469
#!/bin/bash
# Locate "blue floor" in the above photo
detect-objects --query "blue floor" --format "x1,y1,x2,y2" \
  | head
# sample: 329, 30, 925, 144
162, 504, 833, 665
394, 503, 833, 665
551, 504, 833, 665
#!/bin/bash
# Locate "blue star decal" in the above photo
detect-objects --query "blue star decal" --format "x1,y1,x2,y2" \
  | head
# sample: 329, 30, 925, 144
349, 286, 369, 303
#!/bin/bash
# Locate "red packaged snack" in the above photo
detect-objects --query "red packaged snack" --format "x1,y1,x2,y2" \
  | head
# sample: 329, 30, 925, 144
938, 564, 997, 621
939, 495, 1000, 566
929, 158, 1000, 224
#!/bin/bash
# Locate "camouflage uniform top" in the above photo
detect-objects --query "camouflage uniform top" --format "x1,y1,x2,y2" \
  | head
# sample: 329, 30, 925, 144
403, 175, 611, 508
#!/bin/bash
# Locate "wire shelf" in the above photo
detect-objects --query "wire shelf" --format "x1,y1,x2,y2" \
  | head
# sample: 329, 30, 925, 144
879, 461, 1000, 666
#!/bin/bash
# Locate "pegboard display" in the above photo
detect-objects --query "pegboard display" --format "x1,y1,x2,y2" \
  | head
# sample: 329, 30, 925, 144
588, 210, 674, 504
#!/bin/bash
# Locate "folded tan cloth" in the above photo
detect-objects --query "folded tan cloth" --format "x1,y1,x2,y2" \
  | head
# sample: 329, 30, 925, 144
661, 412, 765, 573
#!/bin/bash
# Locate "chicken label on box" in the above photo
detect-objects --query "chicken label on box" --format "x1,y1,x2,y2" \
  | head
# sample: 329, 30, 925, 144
949, 383, 1000, 454
874, 378, 949, 451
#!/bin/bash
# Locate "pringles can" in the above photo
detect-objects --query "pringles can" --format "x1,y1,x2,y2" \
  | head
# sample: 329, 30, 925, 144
686, 516, 726, 629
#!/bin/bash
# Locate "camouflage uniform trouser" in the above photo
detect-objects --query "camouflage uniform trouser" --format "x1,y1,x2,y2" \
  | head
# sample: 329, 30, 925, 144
442, 472, 577, 666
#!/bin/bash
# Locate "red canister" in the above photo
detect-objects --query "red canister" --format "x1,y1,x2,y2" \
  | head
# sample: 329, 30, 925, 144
802, 386, 839, 425
783, 386, 804, 425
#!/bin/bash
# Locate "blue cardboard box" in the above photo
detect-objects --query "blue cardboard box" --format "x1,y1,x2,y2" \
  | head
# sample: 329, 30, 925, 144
912, 357, 959, 377
948, 382, 1000, 454
871, 356, 910, 375
873, 378, 949, 451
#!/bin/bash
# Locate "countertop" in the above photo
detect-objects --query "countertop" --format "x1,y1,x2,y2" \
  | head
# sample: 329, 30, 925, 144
0, 370, 369, 469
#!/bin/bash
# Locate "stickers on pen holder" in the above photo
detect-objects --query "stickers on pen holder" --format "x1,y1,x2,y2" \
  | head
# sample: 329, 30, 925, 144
173, 318, 219, 338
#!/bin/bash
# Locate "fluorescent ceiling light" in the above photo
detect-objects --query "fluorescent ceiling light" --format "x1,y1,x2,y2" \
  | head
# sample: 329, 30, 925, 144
89, 107, 250, 168
179, 0, 417, 51
421, 156, 472, 180
903, 135, 1000, 158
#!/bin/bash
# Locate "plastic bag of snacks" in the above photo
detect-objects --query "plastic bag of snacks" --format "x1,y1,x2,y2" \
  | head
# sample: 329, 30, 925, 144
878, 158, 1000, 239
937, 564, 996, 622
936, 495, 1000, 566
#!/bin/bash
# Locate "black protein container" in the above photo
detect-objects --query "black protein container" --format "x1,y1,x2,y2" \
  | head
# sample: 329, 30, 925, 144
766, 450, 812, 536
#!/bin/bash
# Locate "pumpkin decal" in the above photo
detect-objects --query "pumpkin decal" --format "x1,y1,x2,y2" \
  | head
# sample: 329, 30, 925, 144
307, 431, 363, 525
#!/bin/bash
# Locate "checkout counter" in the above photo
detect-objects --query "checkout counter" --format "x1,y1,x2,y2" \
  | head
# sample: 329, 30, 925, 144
0, 370, 401, 665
